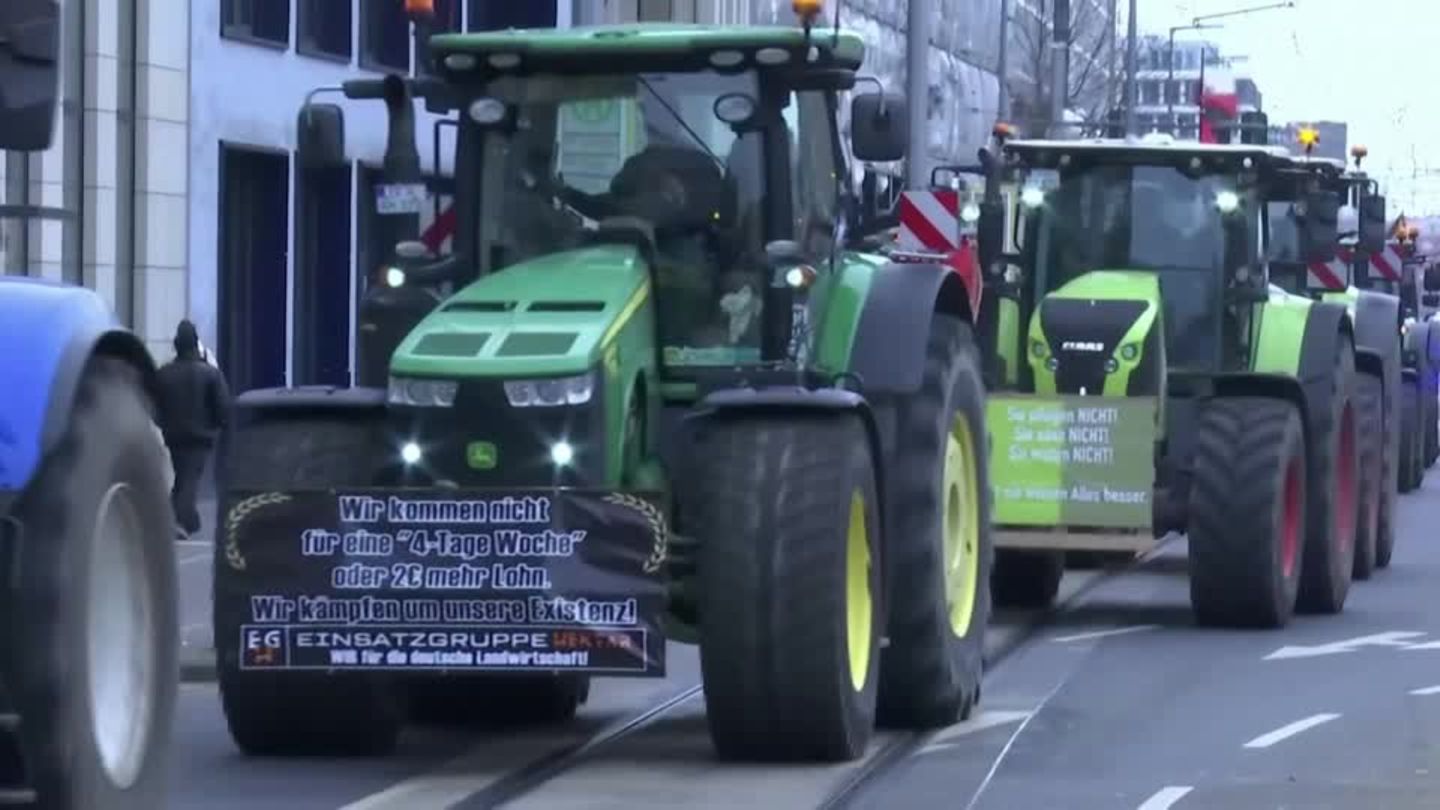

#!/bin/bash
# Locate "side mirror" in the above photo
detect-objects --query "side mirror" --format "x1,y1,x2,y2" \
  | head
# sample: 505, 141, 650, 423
1425, 265, 1440, 292
297, 103, 346, 169
1298, 189, 1340, 264
1358, 193, 1387, 255
977, 200, 1003, 273
849, 92, 908, 163
0, 0, 59, 151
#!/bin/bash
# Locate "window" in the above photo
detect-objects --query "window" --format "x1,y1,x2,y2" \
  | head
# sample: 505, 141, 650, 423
468, 0, 556, 30
222, 0, 290, 48
1141, 81, 1159, 106
361, 0, 410, 72
298, 0, 353, 61
784, 91, 841, 260
416, 0, 460, 75
295, 163, 355, 386
218, 145, 291, 393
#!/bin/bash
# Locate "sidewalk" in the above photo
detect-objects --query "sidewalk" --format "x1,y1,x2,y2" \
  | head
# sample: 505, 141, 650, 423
177, 467, 218, 682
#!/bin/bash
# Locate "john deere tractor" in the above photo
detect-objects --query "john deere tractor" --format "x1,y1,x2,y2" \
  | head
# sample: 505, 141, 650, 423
979, 131, 1362, 628
213, 7, 994, 764
1264, 139, 1400, 579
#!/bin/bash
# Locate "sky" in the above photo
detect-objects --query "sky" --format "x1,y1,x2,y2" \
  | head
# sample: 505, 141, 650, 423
1137, 0, 1439, 215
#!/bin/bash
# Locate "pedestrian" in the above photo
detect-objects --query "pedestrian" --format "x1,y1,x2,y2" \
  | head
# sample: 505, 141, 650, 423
155, 319, 230, 539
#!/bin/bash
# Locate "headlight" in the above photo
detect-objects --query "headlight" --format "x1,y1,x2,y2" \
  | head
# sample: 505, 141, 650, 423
504, 372, 595, 407
388, 376, 459, 407
1119, 343, 1140, 362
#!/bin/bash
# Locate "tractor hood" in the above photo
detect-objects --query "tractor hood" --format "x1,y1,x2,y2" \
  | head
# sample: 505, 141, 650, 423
390, 245, 651, 378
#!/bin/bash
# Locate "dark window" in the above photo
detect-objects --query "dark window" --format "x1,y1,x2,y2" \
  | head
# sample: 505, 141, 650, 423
467, 0, 556, 30
221, 0, 290, 48
295, 163, 355, 386
416, 0, 460, 75
356, 165, 387, 300
298, 0, 353, 61
218, 145, 291, 394
361, 0, 410, 72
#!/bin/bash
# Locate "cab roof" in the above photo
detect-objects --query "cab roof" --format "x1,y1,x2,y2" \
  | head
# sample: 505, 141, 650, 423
428, 24, 867, 75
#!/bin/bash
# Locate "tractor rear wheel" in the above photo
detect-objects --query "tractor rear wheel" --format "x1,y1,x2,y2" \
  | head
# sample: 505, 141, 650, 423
875, 315, 991, 730
7, 357, 177, 809
1353, 372, 1384, 581
1375, 371, 1399, 568
216, 413, 403, 756
1296, 337, 1358, 615
693, 413, 882, 762
991, 549, 1064, 609
1189, 396, 1306, 628
1399, 377, 1421, 493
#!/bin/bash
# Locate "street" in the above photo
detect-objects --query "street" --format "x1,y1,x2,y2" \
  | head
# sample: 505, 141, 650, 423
168, 478, 1440, 809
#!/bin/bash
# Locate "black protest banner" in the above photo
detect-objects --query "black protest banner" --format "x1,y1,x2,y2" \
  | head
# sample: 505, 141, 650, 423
215, 489, 668, 676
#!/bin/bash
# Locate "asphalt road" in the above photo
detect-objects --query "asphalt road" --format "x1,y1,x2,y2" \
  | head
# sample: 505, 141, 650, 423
167, 476, 1440, 809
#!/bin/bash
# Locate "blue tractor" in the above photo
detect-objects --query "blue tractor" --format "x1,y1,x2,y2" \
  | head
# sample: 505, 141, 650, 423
0, 1, 177, 807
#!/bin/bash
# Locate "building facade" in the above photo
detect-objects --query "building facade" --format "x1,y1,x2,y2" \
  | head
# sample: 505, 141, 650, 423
0, 0, 190, 363
1133, 36, 1261, 140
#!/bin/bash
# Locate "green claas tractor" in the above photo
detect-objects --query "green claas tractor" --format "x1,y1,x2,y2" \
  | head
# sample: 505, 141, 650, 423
213, 11, 995, 764
1264, 144, 1400, 578
980, 132, 1362, 628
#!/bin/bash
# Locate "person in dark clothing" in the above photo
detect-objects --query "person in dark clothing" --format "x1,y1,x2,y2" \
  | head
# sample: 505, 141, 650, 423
155, 320, 230, 538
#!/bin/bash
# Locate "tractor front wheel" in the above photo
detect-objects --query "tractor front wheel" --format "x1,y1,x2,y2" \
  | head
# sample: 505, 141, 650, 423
216, 414, 403, 756
694, 413, 882, 762
1399, 377, 1422, 494
7, 357, 178, 809
1189, 396, 1306, 628
1296, 338, 1358, 615
875, 314, 992, 730
1353, 371, 1384, 581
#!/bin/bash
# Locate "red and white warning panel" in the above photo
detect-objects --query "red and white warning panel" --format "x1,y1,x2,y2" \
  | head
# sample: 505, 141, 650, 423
896, 189, 962, 253
1369, 243, 1402, 282
1307, 251, 1348, 291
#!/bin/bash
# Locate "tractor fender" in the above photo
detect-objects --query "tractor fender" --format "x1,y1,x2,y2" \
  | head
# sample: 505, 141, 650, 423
1210, 371, 1312, 440
1352, 289, 1402, 389
691, 386, 887, 534
850, 260, 974, 397
233, 385, 388, 425
0, 279, 157, 494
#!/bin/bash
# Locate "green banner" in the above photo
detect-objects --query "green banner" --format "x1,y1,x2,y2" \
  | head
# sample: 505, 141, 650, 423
988, 395, 1158, 528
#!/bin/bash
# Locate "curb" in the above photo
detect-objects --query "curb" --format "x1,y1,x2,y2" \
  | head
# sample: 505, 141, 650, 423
181, 648, 217, 683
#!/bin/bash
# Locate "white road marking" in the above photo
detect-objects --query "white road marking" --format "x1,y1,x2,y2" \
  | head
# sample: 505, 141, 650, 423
916, 710, 1032, 754
1242, 713, 1340, 748
1137, 786, 1193, 809
1051, 625, 1158, 644
178, 552, 209, 566
1410, 685, 1440, 696
175, 539, 211, 548
1402, 640, 1440, 650
1264, 631, 1426, 660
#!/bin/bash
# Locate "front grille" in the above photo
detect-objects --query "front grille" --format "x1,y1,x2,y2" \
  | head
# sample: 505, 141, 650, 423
1040, 298, 1148, 395
387, 378, 608, 488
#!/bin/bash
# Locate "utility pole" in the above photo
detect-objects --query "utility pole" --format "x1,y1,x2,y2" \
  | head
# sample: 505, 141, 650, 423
997, 0, 1011, 121
906, 0, 932, 189
1123, 0, 1137, 136
1049, 0, 1070, 137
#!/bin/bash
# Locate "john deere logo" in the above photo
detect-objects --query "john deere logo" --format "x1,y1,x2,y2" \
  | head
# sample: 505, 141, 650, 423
466, 441, 498, 470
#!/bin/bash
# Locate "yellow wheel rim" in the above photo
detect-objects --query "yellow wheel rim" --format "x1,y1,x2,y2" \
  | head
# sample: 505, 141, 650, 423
944, 414, 981, 637
845, 490, 874, 692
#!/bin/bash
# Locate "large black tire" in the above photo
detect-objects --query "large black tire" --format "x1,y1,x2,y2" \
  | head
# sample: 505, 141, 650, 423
1295, 336, 1358, 615
874, 315, 992, 729
216, 414, 403, 756
1425, 378, 1438, 469
1399, 377, 1422, 494
1189, 396, 1306, 628
7, 357, 178, 808
991, 549, 1064, 609
1353, 372, 1384, 581
1375, 367, 1399, 569
693, 413, 882, 762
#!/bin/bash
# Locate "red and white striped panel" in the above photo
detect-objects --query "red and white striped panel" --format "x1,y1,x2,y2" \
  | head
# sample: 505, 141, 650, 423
1369, 243, 1402, 282
1307, 251, 1348, 290
897, 190, 961, 253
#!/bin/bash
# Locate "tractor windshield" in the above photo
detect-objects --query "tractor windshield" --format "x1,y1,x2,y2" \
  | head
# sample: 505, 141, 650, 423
470, 69, 770, 361
1025, 163, 1243, 369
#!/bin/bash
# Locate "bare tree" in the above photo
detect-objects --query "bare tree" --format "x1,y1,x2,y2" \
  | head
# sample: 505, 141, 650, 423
1009, 0, 1121, 135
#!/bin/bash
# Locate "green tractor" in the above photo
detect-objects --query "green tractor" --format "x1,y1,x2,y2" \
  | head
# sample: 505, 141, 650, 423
1263, 144, 1400, 577
980, 132, 1363, 627
212, 13, 994, 764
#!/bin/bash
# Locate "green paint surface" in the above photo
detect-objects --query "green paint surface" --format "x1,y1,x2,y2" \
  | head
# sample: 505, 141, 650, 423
1252, 287, 1311, 374
988, 394, 1158, 528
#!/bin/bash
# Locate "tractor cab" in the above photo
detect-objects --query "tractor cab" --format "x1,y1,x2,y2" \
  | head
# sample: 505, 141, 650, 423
297, 17, 907, 393
995, 135, 1330, 393
1265, 146, 1353, 296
